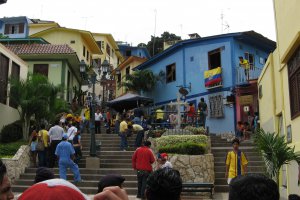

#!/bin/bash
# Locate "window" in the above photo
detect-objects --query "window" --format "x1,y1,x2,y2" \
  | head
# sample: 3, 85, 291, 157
106, 44, 111, 56
87, 51, 89, 61
9, 62, 20, 108
288, 46, 300, 119
208, 93, 224, 118
208, 48, 221, 69
126, 67, 130, 80
4, 23, 24, 34
33, 64, 49, 77
244, 52, 255, 69
190, 56, 194, 62
166, 63, 176, 83
0, 54, 9, 104
126, 50, 131, 57
83, 46, 86, 57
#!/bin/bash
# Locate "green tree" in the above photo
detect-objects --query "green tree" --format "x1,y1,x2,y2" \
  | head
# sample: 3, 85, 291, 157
254, 128, 300, 185
146, 31, 181, 57
122, 69, 157, 94
9, 73, 66, 140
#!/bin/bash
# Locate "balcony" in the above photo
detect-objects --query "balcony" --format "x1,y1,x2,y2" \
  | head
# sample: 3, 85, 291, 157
236, 66, 262, 85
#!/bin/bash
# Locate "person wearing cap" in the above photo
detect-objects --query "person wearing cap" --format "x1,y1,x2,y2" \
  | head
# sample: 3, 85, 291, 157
156, 153, 173, 169
97, 174, 125, 193
225, 138, 248, 184
55, 133, 81, 183
132, 141, 155, 199
18, 178, 89, 200
0, 159, 14, 200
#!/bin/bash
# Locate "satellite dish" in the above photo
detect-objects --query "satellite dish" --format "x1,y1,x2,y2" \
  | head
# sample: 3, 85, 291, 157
179, 87, 189, 96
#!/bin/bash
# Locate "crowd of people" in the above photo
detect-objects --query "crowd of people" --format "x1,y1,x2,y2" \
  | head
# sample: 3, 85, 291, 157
3, 156, 300, 200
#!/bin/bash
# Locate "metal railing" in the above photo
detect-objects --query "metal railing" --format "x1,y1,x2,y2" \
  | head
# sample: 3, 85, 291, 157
236, 66, 262, 85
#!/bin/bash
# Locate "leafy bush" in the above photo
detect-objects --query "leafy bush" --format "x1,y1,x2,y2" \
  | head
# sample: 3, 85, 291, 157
184, 126, 206, 135
0, 140, 27, 157
0, 120, 23, 143
155, 135, 208, 148
158, 142, 206, 155
163, 129, 193, 136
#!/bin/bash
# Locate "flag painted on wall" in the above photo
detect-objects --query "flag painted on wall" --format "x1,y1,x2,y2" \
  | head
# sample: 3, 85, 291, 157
204, 67, 222, 87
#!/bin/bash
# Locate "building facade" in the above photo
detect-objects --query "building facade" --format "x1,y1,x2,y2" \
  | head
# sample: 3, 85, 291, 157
258, 0, 300, 198
136, 31, 275, 134
0, 43, 28, 129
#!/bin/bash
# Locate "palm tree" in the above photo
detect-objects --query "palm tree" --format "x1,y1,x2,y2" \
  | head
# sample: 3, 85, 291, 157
9, 73, 67, 140
122, 69, 157, 94
254, 128, 300, 185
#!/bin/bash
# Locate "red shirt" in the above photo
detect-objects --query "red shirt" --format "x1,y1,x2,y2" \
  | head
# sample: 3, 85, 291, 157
132, 146, 155, 172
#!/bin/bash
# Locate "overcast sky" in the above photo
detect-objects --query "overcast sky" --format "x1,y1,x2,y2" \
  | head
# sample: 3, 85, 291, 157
0, 0, 276, 46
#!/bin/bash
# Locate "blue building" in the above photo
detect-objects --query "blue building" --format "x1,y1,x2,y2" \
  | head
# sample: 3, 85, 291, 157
135, 31, 276, 134
118, 42, 151, 59
0, 16, 31, 38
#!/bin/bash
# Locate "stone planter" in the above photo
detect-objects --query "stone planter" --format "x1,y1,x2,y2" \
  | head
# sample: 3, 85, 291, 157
2, 145, 30, 183
169, 154, 214, 183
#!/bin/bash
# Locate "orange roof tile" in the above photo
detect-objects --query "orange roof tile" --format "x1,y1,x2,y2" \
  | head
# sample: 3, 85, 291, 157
5, 44, 75, 55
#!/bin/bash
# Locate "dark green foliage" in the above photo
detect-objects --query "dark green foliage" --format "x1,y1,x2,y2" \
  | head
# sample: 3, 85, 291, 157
0, 140, 27, 157
0, 121, 23, 143
158, 142, 206, 155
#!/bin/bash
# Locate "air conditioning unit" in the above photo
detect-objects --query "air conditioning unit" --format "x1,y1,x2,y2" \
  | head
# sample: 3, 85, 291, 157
0, 0, 7, 5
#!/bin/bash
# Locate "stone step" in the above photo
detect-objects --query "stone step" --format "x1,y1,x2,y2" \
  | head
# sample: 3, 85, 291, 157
19, 173, 137, 181
214, 156, 262, 162
80, 147, 136, 152
212, 152, 260, 157
24, 168, 135, 175
211, 147, 257, 152
13, 185, 137, 195
214, 161, 264, 167
214, 178, 227, 185
215, 166, 265, 173
14, 179, 137, 188
211, 142, 254, 147
215, 171, 265, 179
214, 185, 229, 193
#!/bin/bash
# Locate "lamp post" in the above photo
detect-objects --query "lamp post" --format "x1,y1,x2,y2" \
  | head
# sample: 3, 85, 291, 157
100, 59, 110, 108
79, 60, 97, 157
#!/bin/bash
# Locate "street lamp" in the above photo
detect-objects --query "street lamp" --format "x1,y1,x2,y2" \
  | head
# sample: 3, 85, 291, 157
79, 60, 97, 157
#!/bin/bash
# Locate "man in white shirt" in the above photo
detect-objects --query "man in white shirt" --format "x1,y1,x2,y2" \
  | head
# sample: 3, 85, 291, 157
48, 120, 64, 168
67, 123, 77, 142
95, 109, 103, 134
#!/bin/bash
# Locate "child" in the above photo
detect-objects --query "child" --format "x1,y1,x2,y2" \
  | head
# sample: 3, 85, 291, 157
29, 126, 38, 167
236, 121, 244, 141
156, 153, 173, 169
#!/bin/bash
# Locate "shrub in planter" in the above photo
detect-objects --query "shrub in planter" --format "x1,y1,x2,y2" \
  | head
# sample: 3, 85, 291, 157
158, 142, 207, 155
155, 135, 208, 148
184, 126, 206, 135
0, 121, 23, 143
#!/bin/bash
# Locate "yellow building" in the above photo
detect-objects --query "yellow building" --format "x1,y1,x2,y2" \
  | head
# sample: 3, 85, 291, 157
115, 56, 147, 97
0, 44, 28, 129
258, 0, 300, 198
92, 33, 124, 103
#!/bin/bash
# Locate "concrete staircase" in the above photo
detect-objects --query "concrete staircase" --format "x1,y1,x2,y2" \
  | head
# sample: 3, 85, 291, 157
211, 135, 266, 192
13, 132, 138, 195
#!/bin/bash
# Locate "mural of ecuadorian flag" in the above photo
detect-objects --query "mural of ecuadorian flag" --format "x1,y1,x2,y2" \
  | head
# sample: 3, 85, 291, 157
204, 67, 222, 87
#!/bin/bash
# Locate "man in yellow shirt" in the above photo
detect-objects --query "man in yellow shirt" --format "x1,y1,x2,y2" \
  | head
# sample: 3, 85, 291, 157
225, 138, 248, 184
239, 56, 250, 80
37, 124, 49, 167
155, 107, 164, 124
119, 115, 128, 151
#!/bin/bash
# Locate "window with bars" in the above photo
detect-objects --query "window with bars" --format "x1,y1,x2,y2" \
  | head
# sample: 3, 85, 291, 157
106, 44, 111, 56
288, 46, 300, 119
4, 23, 24, 34
208, 93, 224, 118
9, 62, 20, 108
0, 53, 9, 104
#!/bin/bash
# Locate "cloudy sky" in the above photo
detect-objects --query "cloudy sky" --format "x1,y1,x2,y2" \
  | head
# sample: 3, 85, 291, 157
0, 0, 276, 45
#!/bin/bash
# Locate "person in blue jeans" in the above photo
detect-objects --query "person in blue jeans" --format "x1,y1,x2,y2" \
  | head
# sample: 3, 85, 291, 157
119, 116, 128, 151
55, 133, 81, 183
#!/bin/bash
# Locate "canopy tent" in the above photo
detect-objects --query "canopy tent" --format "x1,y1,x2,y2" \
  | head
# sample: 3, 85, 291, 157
106, 93, 153, 112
